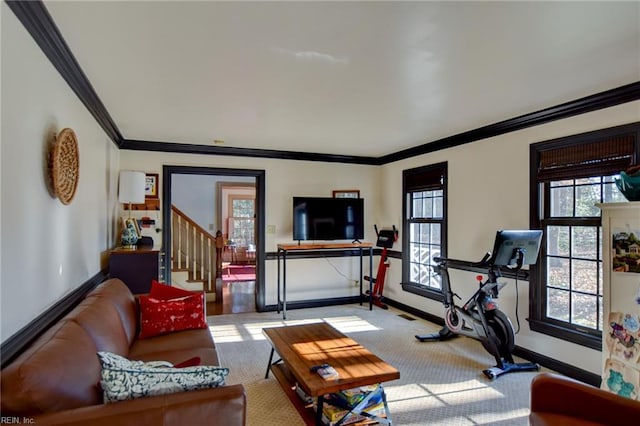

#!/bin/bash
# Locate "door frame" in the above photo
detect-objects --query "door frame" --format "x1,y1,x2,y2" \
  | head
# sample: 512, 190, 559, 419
162, 165, 267, 311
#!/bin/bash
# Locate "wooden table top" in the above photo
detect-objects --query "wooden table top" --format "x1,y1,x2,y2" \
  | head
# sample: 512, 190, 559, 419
263, 322, 399, 397
277, 242, 372, 251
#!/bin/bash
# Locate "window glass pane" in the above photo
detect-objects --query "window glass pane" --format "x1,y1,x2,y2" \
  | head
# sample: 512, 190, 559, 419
572, 226, 597, 259
575, 185, 601, 217
572, 293, 598, 328
412, 198, 423, 218
232, 199, 253, 217
410, 223, 419, 242
550, 186, 574, 217
547, 288, 570, 321
572, 259, 598, 293
433, 196, 443, 218
409, 260, 423, 283
603, 182, 626, 203
547, 226, 570, 257
430, 223, 441, 246
575, 177, 601, 185
547, 257, 570, 289
551, 179, 574, 187
423, 197, 433, 218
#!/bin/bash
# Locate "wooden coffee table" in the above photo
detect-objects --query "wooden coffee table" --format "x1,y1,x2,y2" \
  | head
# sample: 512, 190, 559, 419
263, 322, 400, 425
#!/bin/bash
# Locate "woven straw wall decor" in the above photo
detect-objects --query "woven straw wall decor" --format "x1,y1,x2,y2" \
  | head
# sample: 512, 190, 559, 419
49, 127, 79, 205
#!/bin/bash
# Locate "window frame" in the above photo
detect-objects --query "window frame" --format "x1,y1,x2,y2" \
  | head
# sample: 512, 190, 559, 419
227, 195, 255, 247
529, 122, 640, 349
402, 162, 448, 300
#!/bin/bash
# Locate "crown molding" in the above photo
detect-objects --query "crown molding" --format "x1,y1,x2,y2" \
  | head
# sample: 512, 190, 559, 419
5, 0, 123, 146
121, 139, 378, 165
378, 81, 640, 164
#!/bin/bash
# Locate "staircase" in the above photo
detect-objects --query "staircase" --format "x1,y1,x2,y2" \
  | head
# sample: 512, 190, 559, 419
171, 205, 217, 302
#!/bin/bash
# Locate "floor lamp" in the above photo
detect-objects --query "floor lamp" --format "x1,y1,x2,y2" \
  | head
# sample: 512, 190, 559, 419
118, 170, 146, 248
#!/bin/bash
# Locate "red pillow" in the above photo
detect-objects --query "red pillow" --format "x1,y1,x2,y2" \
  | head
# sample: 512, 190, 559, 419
149, 280, 194, 300
173, 356, 201, 368
138, 292, 207, 339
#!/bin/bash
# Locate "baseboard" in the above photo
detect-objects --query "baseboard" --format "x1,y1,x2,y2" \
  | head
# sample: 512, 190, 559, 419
384, 297, 601, 386
1, 270, 108, 368
260, 296, 363, 313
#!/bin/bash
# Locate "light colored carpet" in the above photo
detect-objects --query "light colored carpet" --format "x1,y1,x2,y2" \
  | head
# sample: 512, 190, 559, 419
208, 304, 551, 425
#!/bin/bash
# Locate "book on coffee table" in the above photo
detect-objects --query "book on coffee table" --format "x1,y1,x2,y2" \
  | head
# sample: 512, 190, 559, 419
316, 365, 339, 380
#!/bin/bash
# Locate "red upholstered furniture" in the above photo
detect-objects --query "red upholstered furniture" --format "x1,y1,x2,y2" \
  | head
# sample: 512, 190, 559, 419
530, 372, 640, 425
1, 279, 246, 426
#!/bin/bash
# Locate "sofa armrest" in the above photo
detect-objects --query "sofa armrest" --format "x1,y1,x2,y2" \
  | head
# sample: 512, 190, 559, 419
530, 373, 640, 425
32, 384, 246, 426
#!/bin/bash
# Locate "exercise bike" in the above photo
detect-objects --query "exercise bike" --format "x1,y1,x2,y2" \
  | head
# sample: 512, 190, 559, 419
415, 230, 543, 380
363, 225, 398, 310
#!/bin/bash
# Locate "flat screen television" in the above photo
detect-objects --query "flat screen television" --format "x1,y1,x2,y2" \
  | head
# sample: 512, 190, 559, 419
488, 230, 543, 267
292, 197, 364, 241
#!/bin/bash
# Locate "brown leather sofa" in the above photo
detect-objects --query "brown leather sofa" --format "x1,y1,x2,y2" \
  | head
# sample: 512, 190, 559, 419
1, 279, 246, 425
530, 372, 640, 425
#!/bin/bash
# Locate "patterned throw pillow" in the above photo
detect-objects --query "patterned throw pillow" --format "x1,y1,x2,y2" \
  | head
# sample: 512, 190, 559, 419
138, 292, 207, 339
97, 352, 229, 403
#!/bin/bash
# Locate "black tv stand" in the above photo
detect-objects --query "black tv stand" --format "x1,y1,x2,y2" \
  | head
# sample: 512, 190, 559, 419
276, 242, 374, 319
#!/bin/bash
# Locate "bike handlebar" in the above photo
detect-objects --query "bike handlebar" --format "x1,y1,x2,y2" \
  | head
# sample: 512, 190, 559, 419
433, 251, 493, 267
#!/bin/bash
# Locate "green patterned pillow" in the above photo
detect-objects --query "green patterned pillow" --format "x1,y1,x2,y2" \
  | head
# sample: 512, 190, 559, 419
97, 352, 229, 403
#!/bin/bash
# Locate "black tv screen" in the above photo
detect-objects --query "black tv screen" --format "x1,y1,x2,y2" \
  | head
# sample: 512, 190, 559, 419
293, 197, 364, 241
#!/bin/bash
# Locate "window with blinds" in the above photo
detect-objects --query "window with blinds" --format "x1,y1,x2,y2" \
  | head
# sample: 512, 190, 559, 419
529, 122, 639, 348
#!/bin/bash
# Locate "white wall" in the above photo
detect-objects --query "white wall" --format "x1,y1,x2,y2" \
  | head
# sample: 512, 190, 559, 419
119, 151, 380, 304
380, 100, 640, 375
171, 173, 254, 234
0, 4, 120, 340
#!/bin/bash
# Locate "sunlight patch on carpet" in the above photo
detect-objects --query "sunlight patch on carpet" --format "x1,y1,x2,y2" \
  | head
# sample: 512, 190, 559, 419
210, 324, 242, 343
323, 315, 380, 333
471, 409, 530, 425
210, 315, 378, 342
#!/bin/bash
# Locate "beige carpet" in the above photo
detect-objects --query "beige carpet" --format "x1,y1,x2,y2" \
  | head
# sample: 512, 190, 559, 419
208, 304, 551, 425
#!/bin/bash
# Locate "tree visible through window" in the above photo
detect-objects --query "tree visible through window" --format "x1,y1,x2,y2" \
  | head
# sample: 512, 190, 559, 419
228, 197, 255, 247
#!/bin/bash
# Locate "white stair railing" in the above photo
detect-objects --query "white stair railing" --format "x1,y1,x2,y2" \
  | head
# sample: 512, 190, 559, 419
171, 205, 216, 292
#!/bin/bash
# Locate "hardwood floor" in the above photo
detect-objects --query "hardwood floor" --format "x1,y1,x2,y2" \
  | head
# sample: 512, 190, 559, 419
207, 278, 256, 315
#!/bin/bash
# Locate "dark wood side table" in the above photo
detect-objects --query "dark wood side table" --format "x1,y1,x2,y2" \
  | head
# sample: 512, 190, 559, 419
109, 246, 160, 294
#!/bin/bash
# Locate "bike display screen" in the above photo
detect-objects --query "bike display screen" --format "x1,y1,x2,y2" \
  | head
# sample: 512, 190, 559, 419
489, 230, 543, 267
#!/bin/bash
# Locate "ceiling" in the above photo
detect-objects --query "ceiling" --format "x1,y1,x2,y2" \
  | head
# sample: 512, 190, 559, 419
40, 1, 640, 158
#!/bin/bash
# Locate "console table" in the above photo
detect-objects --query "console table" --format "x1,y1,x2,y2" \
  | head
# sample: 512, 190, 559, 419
276, 242, 373, 319
109, 246, 160, 294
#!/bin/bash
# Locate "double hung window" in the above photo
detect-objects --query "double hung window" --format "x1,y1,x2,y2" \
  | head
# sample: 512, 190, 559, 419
530, 124, 638, 348
402, 162, 447, 299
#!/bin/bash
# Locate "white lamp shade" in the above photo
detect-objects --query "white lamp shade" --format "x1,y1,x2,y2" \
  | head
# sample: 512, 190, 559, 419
118, 171, 146, 204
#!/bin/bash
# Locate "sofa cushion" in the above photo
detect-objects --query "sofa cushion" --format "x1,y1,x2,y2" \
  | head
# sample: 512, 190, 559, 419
130, 328, 215, 357
130, 348, 219, 367
138, 293, 207, 339
0, 320, 102, 415
85, 279, 138, 345
97, 352, 229, 403
69, 295, 130, 355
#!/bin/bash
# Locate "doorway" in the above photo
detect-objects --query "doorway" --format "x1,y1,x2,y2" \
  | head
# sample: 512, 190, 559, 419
162, 166, 266, 314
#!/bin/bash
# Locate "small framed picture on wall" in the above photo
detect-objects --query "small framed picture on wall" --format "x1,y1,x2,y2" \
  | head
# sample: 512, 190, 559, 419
145, 173, 159, 199
333, 189, 360, 198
